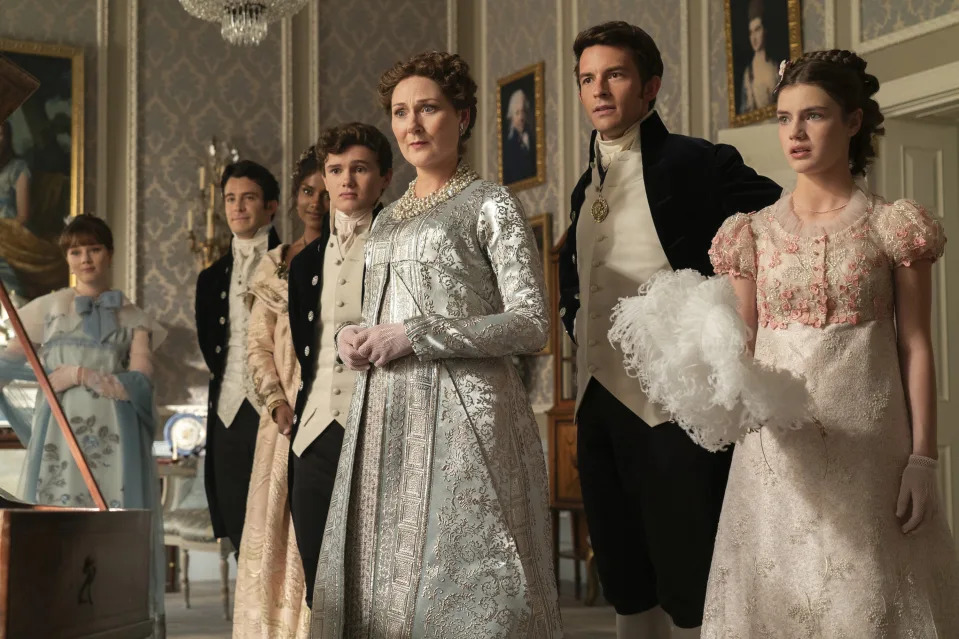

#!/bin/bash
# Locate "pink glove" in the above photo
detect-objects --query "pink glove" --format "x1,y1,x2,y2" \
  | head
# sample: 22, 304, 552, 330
896, 454, 940, 534
355, 323, 413, 368
48, 365, 81, 393
337, 324, 371, 372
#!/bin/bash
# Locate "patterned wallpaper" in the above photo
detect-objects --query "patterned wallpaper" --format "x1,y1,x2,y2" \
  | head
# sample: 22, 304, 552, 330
0, 0, 98, 216
140, 1, 284, 405
708, 0, 827, 140
860, 0, 959, 41
316, 0, 447, 202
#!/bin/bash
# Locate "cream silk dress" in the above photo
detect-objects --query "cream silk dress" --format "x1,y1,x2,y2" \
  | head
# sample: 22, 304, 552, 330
703, 190, 959, 637
233, 245, 310, 639
310, 178, 563, 638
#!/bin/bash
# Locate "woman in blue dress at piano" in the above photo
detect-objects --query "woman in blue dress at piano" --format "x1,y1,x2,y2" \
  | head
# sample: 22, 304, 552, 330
0, 214, 167, 635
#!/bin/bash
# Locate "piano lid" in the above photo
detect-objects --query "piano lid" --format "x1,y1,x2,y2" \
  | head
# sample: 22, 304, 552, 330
0, 55, 40, 124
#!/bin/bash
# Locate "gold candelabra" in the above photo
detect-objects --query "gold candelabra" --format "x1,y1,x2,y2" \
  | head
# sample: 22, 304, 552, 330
186, 137, 239, 269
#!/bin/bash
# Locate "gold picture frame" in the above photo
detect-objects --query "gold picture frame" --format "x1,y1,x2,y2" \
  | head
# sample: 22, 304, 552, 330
497, 61, 546, 192
725, 0, 802, 127
528, 212, 552, 355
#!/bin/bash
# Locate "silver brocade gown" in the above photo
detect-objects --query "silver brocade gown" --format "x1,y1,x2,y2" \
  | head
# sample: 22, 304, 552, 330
703, 190, 959, 637
310, 178, 563, 638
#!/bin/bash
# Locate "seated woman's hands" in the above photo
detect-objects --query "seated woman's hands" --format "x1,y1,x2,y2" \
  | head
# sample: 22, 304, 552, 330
354, 324, 413, 368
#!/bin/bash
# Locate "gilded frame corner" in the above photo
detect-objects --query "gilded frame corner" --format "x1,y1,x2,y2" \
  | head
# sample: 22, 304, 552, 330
724, 0, 803, 128
497, 61, 546, 192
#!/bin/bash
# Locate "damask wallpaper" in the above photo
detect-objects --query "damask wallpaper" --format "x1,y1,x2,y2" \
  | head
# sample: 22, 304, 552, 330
0, 0, 98, 216
316, 0, 447, 202
140, 0, 284, 405
860, 0, 959, 41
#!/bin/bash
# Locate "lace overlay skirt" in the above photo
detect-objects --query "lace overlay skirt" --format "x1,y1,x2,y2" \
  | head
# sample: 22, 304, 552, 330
703, 320, 959, 638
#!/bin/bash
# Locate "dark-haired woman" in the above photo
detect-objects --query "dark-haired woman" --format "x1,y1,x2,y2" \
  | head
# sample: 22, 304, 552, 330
0, 214, 167, 634
704, 50, 959, 635
311, 51, 562, 637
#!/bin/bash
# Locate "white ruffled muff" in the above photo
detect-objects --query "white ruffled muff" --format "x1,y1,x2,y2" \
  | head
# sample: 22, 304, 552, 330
607, 268, 816, 452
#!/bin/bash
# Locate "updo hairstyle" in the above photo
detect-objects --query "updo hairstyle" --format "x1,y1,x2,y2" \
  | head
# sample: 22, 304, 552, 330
377, 51, 478, 155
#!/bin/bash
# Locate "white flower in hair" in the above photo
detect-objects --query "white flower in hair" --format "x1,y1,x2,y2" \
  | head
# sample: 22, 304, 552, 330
778, 59, 788, 79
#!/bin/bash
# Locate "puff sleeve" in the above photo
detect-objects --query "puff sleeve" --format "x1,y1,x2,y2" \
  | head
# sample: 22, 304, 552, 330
709, 213, 758, 280
875, 199, 946, 267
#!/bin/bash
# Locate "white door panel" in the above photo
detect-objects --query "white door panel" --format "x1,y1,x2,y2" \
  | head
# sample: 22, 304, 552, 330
875, 117, 959, 552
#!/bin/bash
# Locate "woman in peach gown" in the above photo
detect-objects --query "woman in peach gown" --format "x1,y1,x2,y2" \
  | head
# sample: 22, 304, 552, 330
232, 147, 329, 638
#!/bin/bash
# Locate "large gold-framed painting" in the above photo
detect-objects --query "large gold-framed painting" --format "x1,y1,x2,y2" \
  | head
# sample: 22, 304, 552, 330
725, 0, 802, 127
497, 61, 546, 192
0, 38, 81, 304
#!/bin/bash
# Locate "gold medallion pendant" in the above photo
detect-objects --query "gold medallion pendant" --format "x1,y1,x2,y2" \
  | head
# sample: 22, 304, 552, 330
591, 195, 610, 223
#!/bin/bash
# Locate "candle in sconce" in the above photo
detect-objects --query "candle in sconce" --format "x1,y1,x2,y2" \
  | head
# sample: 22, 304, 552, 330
198, 166, 206, 192
187, 208, 193, 231
206, 205, 214, 241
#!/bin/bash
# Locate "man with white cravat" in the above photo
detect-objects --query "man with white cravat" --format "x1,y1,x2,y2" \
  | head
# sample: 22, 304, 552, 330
558, 21, 781, 639
286, 122, 392, 608
195, 160, 281, 555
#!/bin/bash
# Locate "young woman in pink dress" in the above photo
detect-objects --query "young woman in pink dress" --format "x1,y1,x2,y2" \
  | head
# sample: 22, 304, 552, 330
704, 50, 959, 636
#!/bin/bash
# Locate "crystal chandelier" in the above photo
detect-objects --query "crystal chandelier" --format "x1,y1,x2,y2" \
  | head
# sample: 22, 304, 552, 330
179, 0, 309, 46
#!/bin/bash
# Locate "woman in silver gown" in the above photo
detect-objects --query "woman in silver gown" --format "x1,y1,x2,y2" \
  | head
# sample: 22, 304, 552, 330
310, 51, 563, 638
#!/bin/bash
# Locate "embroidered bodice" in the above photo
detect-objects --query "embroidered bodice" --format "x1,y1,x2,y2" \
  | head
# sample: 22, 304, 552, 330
709, 189, 946, 329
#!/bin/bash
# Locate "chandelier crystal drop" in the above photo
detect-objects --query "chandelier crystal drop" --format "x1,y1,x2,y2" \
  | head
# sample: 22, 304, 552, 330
179, 0, 308, 46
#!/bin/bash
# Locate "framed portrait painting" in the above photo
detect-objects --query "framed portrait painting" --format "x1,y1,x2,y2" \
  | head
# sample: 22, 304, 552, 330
725, 0, 802, 127
0, 39, 81, 304
497, 61, 546, 192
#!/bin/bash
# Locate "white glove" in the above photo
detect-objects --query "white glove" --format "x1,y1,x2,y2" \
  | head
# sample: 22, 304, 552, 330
355, 323, 414, 368
337, 324, 371, 371
896, 454, 940, 534
49, 365, 81, 393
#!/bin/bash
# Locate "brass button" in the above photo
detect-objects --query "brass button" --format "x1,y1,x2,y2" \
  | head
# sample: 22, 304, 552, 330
335, 365, 343, 373
333, 388, 341, 395
337, 301, 345, 307
339, 278, 347, 285
332, 409, 340, 417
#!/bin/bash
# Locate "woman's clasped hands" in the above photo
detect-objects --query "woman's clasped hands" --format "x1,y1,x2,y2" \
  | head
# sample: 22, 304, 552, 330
337, 323, 414, 371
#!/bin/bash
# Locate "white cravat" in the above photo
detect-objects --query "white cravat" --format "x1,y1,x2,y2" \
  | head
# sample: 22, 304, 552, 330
331, 208, 373, 255
217, 225, 271, 426
596, 110, 656, 171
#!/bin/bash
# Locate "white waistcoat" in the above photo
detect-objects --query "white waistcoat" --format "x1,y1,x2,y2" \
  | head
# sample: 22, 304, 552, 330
575, 137, 671, 427
291, 230, 368, 456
